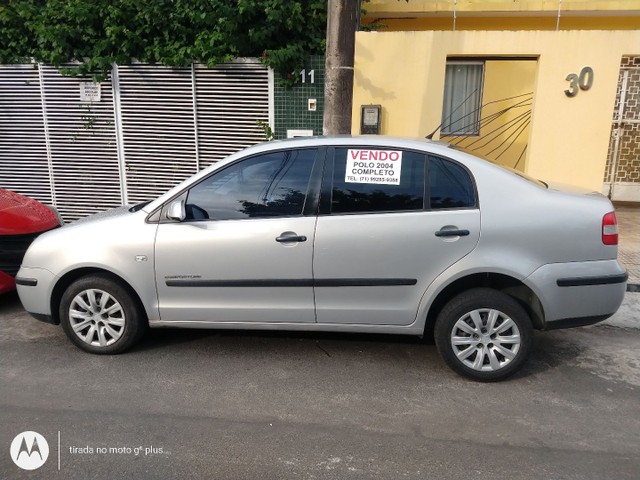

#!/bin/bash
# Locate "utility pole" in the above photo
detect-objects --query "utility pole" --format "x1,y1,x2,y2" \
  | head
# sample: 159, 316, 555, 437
323, 0, 359, 135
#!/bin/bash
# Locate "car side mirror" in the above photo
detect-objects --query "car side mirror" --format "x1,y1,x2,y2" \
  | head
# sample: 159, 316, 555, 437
167, 199, 186, 222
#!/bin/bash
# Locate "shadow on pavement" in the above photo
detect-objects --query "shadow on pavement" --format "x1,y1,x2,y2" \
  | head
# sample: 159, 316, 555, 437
0, 290, 21, 312
138, 326, 431, 353
4, 288, 586, 382
515, 331, 584, 378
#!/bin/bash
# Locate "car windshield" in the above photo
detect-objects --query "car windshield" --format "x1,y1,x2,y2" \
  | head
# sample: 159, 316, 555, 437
450, 145, 548, 188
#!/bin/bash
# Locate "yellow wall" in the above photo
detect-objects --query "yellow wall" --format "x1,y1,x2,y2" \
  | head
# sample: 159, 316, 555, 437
363, 0, 640, 16
366, 16, 640, 31
351, 30, 640, 190
440, 60, 537, 170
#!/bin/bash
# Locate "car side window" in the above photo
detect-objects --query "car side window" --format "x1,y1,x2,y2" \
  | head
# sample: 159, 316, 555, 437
428, 156, 476, 209
185, 149, 316, 220
331, 148, 426, 214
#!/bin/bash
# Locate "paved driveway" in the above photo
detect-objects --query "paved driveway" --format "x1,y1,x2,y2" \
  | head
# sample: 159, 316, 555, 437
1, 291, 639, 479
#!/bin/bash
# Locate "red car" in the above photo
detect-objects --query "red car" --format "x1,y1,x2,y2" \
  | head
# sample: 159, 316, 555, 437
0, 189, 62, 294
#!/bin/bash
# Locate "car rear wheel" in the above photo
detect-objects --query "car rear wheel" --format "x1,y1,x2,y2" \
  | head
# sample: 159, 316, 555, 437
434, 288, 533, 381
60, 274, 146, 354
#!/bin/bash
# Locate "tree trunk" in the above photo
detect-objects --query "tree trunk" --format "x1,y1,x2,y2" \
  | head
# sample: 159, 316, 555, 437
323, 0, 359, 135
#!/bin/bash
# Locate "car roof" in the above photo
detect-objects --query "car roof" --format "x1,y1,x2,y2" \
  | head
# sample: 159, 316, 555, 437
141, 136, 478, 213
251, 135, 449, 151
226, 136, 461, 166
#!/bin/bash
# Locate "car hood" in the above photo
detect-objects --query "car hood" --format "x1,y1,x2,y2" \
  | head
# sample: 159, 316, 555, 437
20, 205, 150, 272
0, 189, 60, 235
68, 205, 134, 227
24, 206, 135, 253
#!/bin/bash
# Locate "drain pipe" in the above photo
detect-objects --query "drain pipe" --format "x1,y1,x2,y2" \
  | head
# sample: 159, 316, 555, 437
556, 0, 562, 31
453, 0, 457, 32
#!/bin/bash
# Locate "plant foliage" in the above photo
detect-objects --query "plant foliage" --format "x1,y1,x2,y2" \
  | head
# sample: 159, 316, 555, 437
0, 0, 327, 78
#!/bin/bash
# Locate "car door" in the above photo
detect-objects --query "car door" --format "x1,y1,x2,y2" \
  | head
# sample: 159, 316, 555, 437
313, 148, 481, 326
154, 148, 321, 324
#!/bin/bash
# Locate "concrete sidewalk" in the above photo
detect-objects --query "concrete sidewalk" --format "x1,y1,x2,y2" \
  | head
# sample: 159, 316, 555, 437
617, 206, 640, 291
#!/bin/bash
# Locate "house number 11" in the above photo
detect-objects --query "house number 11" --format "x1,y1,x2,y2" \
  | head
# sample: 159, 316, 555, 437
299, 69, 315, 84
565, 67, 594, 97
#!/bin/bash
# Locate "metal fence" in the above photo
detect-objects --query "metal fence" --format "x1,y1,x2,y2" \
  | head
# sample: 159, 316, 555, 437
0, 60, 272, 221
605, 55, 640, 202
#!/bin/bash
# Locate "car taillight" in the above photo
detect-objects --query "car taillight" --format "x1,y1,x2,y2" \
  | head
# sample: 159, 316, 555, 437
602, 212, 618, 245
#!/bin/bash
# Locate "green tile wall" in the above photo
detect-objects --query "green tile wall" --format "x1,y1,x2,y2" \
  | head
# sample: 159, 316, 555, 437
274, 56, 325, 139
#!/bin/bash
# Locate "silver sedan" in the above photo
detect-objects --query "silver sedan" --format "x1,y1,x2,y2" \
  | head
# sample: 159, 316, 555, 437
16, 136, 627, 381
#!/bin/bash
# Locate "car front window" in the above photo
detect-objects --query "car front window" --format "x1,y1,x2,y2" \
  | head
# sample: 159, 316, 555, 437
185, 149, 316, 220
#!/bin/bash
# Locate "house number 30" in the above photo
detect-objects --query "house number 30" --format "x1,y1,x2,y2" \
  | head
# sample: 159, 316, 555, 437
565, 67, 594, 97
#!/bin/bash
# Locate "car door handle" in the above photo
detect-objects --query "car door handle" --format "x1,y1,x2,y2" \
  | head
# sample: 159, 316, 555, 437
276, 232, 307, 243
435, 229, 470, 237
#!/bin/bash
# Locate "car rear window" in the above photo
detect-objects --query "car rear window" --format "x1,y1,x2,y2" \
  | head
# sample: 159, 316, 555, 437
428, 156, 476, 209
330, 148, 426, 213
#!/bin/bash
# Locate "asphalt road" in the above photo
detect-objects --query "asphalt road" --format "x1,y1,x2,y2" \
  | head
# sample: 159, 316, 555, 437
1, 291, 639, 479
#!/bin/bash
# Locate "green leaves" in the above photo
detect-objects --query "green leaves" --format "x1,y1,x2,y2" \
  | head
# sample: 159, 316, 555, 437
0, 0, 328, 79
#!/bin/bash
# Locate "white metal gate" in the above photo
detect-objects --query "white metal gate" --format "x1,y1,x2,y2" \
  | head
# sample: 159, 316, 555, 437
41, 65, 123, 219
0, 60, 271, 220
0, 65, 53, 204
114, 64, 198, 205
605, 56, 640, 202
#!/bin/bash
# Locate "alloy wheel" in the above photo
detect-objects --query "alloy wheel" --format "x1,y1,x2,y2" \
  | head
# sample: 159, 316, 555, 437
68, 288, 126, 347
450, 308, 521, 372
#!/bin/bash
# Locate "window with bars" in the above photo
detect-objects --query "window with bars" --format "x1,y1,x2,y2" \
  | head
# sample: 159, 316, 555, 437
441, 62, 484, 136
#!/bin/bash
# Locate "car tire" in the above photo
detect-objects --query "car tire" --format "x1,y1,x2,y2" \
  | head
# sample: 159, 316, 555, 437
434, 288, 533, 382
60, 274, 146, 354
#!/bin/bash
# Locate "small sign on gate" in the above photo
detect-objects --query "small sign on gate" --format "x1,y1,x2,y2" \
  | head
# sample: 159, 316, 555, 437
79, 82, 101, 102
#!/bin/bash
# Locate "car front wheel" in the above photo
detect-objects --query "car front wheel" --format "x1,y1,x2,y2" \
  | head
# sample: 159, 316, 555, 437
60, 274, 146, 354
434, 288, 533, 381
